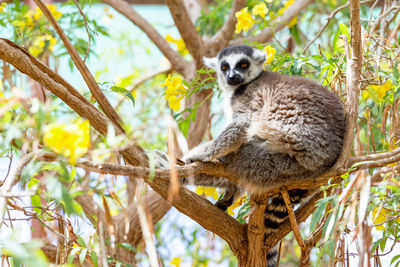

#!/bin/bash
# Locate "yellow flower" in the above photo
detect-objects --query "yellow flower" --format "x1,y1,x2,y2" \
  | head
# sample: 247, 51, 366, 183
166, 94, 184, 111
0, 80, 3, 98
265, 0, 273, 2
235, 7, 255, 34
0, 2, 6, 12
252, 3, 269, 19
46, 4, 63, 20
369, 80, 393, 99
287, 16, 297, 27
160, 74, 187, 111
33, 4, 62, 21
196, 186, 219, 200
170, 257, 182, 267
28, 35, 58, 57
372, 207, 400, 231
165, 34, 188, 56
43, 120, 90, 163
263, 45, 276, 65
227, 195, 247, 215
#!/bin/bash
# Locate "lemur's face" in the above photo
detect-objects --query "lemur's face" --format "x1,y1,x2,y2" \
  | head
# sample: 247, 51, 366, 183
203, 46, 266, 91
219, 54, 251, 86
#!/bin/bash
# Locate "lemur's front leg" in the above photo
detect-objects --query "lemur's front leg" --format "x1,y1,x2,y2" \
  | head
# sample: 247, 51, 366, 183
184, 119, 249, 163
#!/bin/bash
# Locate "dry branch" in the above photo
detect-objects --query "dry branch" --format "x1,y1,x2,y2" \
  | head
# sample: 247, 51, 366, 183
281, 188, 305, 249
101, 0, 192, 77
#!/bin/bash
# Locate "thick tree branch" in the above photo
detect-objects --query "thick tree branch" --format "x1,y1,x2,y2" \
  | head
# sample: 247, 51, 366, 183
33, 0, 124, 132
165, 0, 206, 68
101, 0, 192, 77
0, 38, 148, 166
231, 0, 314, 46
207, 0, 246, 55
0, 38, 247, 254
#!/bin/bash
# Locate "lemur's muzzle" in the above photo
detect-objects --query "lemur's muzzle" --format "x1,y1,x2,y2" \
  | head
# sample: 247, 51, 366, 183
227, 73, 243, 86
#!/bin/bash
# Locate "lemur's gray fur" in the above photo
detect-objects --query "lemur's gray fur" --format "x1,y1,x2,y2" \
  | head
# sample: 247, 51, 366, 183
182, 45, 345, 266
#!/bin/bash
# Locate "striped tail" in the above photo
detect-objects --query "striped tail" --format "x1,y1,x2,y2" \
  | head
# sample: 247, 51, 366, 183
264, 189, 309, 267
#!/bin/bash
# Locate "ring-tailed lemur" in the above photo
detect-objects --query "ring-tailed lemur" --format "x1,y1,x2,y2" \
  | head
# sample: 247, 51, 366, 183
183, 45, 345, 266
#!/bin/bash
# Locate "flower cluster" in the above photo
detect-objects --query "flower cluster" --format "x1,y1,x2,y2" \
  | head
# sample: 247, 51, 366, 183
235, 7, 256, 34
235, 0, 297, 34
165, 34, 188, 56
160, 74, 188, 111
28, 34, 58, 57
43, 120, 90, 163
195, 186, 219, 200
252, 2, 269, 19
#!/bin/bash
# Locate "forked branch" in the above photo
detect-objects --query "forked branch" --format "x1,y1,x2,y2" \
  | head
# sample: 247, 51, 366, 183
165, 0, 206, 67
101, 0, 191, 77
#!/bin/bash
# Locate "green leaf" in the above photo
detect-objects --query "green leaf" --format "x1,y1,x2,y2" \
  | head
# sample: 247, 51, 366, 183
79, 248, 87, 264
339, 23, 350, 42
90, 251, 98, 267
117, 242, 137, 252
67, 247, 80, 264
30, 194, 42, 215
46, 177, 76, 215
390, 254, 400, 265
310, 199, 328, 231
110, 86, 135, 108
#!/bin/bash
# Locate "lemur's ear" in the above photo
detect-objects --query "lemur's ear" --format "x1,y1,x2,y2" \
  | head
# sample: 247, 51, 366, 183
203, 57, 219, 70
253, 49, 267, 66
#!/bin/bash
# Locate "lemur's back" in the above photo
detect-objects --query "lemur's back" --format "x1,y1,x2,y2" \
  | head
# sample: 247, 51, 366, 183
185, 46, 346, 267
222, 71, 346, 193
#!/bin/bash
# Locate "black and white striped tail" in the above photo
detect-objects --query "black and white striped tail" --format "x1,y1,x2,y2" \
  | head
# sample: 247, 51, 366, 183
265, 189, 309, 267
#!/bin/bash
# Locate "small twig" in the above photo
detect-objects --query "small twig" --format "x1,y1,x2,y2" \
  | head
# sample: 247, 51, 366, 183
135, 180, 160, 267
0, 152, 36, 227
280, 188, 305, 249
72, 0, 93, 62
303, 0, 373, 54
33, 0, 124, 133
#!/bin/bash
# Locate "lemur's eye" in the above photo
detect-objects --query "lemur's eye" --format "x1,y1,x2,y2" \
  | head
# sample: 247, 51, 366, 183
241, 63, 248, 69
221, 65, 228, 71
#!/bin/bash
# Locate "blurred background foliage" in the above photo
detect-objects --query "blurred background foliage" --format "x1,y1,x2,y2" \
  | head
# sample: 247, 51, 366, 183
1, 0, 400, 266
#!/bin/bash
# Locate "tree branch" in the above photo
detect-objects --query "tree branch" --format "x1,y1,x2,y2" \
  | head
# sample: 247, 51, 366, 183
207, 0, 247, 55
280, 188, 305, 249
0, 38, 148, 166
231, 0, 314, 46
165, 0, 206, 68
0, 38, 247, 254
33, 0, 124, 133
303, 0, 373, 54
101, 0, 192, 77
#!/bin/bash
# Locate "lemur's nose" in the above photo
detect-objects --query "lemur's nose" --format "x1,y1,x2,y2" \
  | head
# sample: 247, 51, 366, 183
227, 73, 243, 85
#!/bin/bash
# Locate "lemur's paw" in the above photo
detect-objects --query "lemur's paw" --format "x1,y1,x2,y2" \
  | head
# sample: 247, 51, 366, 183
183, 153, 211, 164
